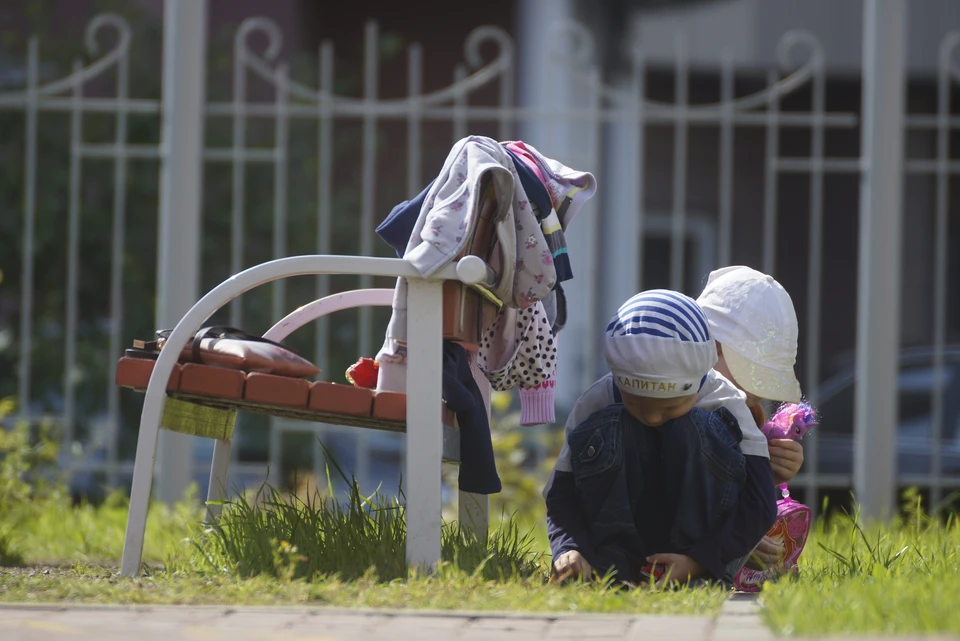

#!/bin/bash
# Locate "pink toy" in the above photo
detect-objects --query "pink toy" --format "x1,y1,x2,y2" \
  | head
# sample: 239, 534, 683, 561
734, 402, 818, 593
760, 402, 818, 441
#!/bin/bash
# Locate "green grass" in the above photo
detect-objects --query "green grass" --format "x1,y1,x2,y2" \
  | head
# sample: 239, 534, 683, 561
761, 493, 960, 636
184, 462, 545, 583
0, 422, 726, 615
0, 565, 727, 614
0, 484, 727, 616
3, 488, 200, 565
7, 401, 960, 630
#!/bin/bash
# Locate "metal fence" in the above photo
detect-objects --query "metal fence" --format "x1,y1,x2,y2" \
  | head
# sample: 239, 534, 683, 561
3, 10, 959, 514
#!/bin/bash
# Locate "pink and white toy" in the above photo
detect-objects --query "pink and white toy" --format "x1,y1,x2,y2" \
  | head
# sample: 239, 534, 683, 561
734, 402, 818, 593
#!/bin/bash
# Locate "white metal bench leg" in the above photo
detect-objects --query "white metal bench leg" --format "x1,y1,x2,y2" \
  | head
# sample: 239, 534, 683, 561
405, 278, 444, 573
205, 438, 231, 521
120, 355, 177, 576
120, 420, 160, 576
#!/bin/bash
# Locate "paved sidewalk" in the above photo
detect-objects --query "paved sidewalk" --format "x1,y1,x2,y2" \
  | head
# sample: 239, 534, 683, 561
1, 597, 957, 641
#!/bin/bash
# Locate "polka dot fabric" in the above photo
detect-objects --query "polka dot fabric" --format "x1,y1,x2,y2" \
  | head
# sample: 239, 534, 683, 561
477, 300, 558, 391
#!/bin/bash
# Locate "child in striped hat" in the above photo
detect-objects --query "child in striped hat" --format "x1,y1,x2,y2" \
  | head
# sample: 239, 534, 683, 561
544, 290, 777, 586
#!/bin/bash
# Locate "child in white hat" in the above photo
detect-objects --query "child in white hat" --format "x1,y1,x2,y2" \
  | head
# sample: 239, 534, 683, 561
697, 266, 806, 570
544, 290, 777, 586
697, 265, 805, 482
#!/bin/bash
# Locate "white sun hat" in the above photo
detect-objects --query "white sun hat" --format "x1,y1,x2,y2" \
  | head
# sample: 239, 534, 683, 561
696, 266, 802, 403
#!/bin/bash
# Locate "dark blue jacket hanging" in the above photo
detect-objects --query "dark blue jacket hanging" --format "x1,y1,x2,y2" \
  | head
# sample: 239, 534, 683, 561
443, 341, 501, 495
375, 180, 434, 257
376, 184, 501, 495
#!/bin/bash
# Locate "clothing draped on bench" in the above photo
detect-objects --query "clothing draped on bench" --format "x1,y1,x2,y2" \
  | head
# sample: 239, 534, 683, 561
374, 135, 597, 494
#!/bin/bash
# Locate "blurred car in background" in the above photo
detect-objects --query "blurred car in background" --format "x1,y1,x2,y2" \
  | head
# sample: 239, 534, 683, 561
814, 346, 960, 481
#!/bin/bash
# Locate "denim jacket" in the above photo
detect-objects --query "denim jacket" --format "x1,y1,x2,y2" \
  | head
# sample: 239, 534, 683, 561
564, 405, 746, 582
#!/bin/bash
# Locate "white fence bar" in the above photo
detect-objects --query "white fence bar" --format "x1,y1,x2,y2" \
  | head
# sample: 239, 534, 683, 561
197, 100, 858, 126
583, 63, 603, 372
310, 41, 336, 488
355, 21, 380, 488
717, 52, 735, 268
601, 55, 643, 319
407, 43, 423, 198
267, 62, 291, 479
633, 52, 647, 293
229, 21, 253, 328
803, 44, 826, 516
18, 38, 38, 423
853, 0, 907, 520
154, 0, 208, 504
669, 34, 689, 292
106, 43, 130, 486
63, 58, 83, 449
272, 62, 290, 326
929, 33, 959, 509
358, 21, 378, 357
762, 70, 781, 276
315, 41, 335, 374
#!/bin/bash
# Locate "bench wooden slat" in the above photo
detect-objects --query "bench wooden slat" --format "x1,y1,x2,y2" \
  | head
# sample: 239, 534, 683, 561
180, 363, 245, 399
245, 372, 310, 408
308, 381, 373, 416
115, 357, 458, 433
116, 357, 182, 391
371, 390, 407, 422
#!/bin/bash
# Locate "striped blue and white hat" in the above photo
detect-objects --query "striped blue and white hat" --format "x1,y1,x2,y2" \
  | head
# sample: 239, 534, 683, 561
604, 289, 718, 398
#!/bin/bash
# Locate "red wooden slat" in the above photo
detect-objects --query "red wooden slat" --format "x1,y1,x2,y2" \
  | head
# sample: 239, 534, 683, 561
115, 357, 181, 391
179, 363, 245, 399
309, 382, 374, 416
371, 390, 406, 421
245, 372, 310, 408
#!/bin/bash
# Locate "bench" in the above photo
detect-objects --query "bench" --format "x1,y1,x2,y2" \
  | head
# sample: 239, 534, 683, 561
118, 185, 504, 577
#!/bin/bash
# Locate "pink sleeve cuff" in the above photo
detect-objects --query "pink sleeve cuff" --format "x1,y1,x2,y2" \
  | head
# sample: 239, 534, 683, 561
518, 379, 556, 426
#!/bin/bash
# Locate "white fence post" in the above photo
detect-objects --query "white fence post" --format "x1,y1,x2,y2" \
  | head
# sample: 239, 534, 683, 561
853, 0, 907, 520
518, 0, 598, 406
154, 0, 208, 504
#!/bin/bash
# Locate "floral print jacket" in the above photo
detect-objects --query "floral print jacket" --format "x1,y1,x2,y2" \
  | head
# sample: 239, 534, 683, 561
403, 135, 557, 306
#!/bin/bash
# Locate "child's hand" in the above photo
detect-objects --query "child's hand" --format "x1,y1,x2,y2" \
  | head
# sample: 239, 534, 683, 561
746, 535, 785, 570
769, 439, 804, 485
552, 550, 592, 582
645, 553, 704, 588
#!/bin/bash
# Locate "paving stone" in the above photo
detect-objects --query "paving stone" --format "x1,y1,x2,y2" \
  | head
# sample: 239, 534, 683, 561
3, 601, 959, 641
542, 616, 634, 639
626, 615, 715, 640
